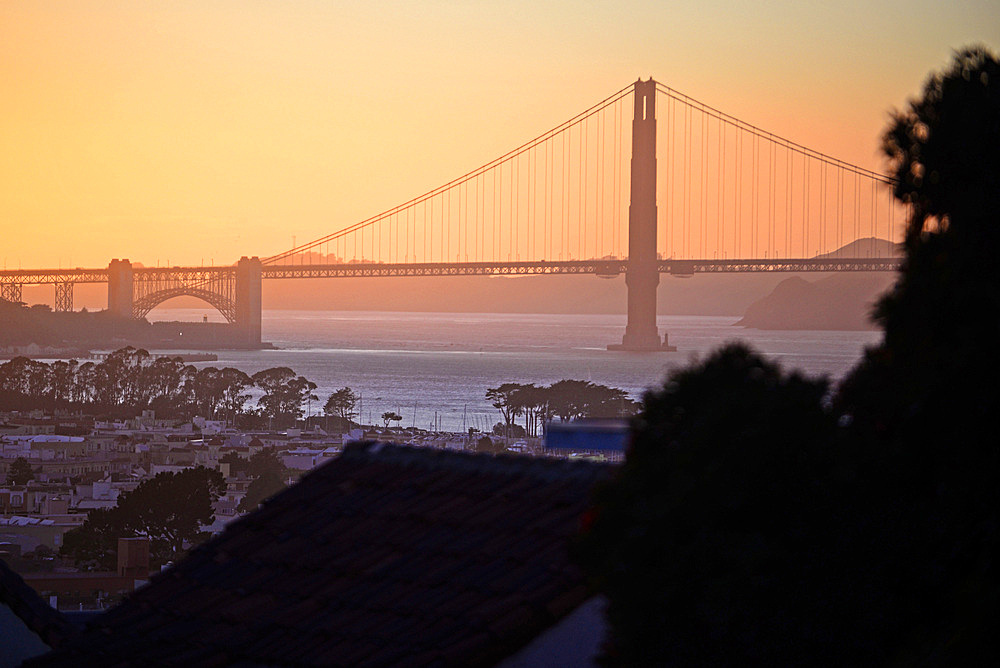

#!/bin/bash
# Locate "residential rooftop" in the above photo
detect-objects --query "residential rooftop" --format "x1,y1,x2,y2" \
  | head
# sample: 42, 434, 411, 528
29, 442, 612, 667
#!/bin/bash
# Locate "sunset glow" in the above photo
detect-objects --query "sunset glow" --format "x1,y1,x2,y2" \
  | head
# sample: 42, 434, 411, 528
2, 1, 997, 269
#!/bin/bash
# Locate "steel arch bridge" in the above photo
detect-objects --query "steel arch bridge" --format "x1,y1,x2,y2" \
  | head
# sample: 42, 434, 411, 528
130, 268, 238, 323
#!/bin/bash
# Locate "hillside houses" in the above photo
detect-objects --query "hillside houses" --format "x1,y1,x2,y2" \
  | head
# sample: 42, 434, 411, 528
1, 411, 482, 573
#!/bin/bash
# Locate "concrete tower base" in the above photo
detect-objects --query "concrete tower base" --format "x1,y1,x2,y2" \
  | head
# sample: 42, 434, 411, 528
607, 333, 676, 352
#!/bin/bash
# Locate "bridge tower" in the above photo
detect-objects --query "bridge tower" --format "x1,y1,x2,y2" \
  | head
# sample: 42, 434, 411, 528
235, 256, 262, 347
609, 79, 675, 351
107, 259, 134, 318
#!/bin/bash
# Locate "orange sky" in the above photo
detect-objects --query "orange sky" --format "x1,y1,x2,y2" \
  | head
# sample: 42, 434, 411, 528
2, 1, 998, 269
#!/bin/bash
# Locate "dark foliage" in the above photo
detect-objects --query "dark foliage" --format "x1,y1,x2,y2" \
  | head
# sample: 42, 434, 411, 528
381, 411, 403, 428
577, 345, 849, 664
6, 456, 34, 485
474, 435, 507, 455
60, 467, 225, 568
486, 380, 637, 438
237, 471, 286, 513
251, 367, 318, 425
0, 346, 302, 424
219, 452, 249, 476
842, 46, 1000, 435
323, 387, 358, 422
492, 421, 526, 438
58, 507, 121, 571
835, 45, 1000, 661
246, 449, 286, 480
235, 450, 288, 513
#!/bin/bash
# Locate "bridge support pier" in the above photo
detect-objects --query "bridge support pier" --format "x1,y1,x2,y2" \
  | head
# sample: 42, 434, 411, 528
54, 282, 73, 312
609, 79, 675, 352
107, 259, 134, 318
1, 282, 22, 304
235, 256, 262, 347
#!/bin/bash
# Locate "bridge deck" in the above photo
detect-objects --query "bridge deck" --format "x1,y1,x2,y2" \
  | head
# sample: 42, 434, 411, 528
0, 258, 900, 286
261, 258, 901, 278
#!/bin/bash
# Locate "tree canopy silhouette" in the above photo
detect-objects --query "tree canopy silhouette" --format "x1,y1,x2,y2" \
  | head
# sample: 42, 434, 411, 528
61, 467, 225, 569
577, 344, 844, 665
6, 457, 34, 485
834, 44, 1000, 662
841, 45, 1000, 436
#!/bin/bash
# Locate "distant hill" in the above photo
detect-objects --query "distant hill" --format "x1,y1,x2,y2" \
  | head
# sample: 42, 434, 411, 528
735, 274, 894, 330
736, 238, 900, 330
0, 297, 152, 347
815, 237, 900, 260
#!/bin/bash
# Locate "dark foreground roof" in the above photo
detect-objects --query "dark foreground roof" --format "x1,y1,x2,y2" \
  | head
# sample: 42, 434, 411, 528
0, 558, 78, 650
32, 443, 611, 667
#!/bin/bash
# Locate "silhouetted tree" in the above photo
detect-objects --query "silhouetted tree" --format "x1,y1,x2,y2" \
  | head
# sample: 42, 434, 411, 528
545, 380, 636, 422
841, 46, 1000, 435
61, 467, 225, 568
834, 45, 1000, 661
381, 411, 403, 428
578, 344, 839, 665
486, 381, 637, 438
252, 367, 318, 425
0, 357, 50, 409
218, 367, 253, 425
0, 348, 289, 424
323, 387, 358, 422
59, 507, 123, 571
233, 450, 287, 513
190, 366, 226, 418
485, 383, 525, 436
474, 435, 506, 455
247, 449, 285, 480
123, 467, 225, 560
94, 347, 150, 411
491, 421, 525, 438
6, 457, 34, 485
48, 359, 78, 408
219, 451, 249, 476
510, 383, 548, 436
73, 361, 98, 405
144, 357, 194, 417
238, 471, 286, 513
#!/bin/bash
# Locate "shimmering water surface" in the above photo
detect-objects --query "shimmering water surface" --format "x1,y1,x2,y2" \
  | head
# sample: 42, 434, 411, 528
148, 309, 882, 433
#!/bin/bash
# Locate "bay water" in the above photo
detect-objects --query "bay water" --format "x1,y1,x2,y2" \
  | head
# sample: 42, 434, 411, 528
150, 309, 882, 433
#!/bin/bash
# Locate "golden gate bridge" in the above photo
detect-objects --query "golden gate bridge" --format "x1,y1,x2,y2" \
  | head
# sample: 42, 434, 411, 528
0, 79, 903, 350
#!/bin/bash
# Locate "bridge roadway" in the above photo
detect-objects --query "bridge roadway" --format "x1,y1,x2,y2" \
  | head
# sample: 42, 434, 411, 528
0, 256, 901, 285
260, 257, 901, 277
1, 256, 901, 347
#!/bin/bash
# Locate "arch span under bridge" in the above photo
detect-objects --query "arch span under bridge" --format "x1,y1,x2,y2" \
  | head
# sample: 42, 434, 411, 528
1, 78, 904, 349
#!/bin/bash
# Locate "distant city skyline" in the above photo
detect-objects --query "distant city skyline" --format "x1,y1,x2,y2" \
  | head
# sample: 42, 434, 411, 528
2, 1, 998, 268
